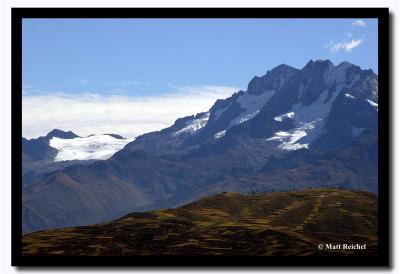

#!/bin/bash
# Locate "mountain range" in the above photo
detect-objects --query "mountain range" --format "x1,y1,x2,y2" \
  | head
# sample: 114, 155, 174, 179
22, 59, 378, 234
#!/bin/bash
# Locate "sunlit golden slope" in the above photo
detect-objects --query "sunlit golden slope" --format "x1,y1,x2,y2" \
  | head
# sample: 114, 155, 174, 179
22, 188, 378, 256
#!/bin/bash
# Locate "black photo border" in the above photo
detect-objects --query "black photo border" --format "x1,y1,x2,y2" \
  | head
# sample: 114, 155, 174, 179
12, 7, 390, 267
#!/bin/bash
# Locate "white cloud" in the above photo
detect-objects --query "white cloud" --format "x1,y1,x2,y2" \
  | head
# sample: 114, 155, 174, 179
343, 39, 363, 52
22, 85, 239, 139
325, 19, 367, 54
352, 20, 366, 27
326, 38, 363, 53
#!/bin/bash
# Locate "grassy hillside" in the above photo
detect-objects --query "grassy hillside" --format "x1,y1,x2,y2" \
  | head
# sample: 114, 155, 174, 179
22, 188, 378, 256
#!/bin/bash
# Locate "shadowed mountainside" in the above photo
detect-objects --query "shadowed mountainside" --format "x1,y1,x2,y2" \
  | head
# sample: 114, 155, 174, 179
22, 188, 378, 256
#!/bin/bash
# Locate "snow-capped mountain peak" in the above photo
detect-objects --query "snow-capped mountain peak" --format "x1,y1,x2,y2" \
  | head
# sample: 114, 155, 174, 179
167, 60, 378, 152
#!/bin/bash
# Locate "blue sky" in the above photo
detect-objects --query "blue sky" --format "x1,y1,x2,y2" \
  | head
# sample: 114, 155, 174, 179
22, 18, 378, 138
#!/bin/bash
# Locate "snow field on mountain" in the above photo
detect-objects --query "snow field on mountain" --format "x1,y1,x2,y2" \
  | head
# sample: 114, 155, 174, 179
49, 135, 134, 161
173, 112, 210, 136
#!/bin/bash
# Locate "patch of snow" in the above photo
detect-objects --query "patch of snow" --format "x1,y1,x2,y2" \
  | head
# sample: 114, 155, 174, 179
351, 127, 365, 138
214, 130, 227, 139
345, 93, 356, 99
267, 75, 361, 151
274, 112, 295, 122
290, 88, 337, 144
267, 131, 292, 141
230, 90, 275, 127
266, 63, 363, 151
173, 112, 210, 136
282, 143, 309, 151
366, 99, 378, 110
267, 121, 317, 151
49, 135, 134, 162
267, 86, 342, 151
237, 111, 260, 124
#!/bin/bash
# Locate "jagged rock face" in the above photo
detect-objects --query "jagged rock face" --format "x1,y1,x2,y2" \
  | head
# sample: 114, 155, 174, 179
45, 129, 79, 140
247, 64, 300, 95
22, 60, 379, 234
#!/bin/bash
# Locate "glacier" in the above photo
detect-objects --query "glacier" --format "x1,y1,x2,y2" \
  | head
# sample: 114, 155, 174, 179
49, 135, 134, 162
